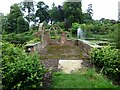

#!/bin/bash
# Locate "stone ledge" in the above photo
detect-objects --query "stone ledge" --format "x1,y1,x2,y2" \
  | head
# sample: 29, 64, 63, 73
58, 60, 83, 74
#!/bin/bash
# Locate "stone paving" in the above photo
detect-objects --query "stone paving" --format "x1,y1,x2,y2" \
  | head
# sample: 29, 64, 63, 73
58, 60, 83, 74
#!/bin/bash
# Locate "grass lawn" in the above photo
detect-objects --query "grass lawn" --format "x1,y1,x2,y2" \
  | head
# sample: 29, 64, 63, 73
51, 68, 119, 88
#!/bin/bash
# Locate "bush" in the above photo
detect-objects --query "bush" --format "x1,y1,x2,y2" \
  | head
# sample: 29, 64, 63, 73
80, 24, 93, 38
55, 22, 65, 29
90, 46, 120, 81
17, 16, 29, 33
114, 24, 120, 49
71, 22, 80, 37
3, 31, 34, 44
2, 42, 47, 89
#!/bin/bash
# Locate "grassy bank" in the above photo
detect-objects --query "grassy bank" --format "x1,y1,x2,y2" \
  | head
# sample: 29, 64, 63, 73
51, 68, 119, 88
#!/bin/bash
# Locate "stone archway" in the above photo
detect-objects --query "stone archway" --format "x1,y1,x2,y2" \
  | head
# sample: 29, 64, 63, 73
49, 24, 63, 41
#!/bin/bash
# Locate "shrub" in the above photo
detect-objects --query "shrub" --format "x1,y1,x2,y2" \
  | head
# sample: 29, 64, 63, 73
55, 22, 65, 29
71, 22, 80, 37
3, 31, 34, 44
114, 23, 120, 49
80, 24, 93, 38
90, 46, 120, 81
2, 42, 47, 89
17, 16, 29, 33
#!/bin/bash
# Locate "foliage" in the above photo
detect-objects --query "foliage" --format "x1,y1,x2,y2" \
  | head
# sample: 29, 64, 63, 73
87, 4, 93, 18
63, 1, 83, 24
91, 34, 109, 40
49, 4, 64, 23
4, 4, 23, 33
64, 18, 72, 30
35, 1, 49, 23
20, 0, 35, 23
114, 23, 120, 49
2, 42, 47, 89
90, 46, 120, 81
55, 22, 65, 29
100, 18, 111, 24
107, 23, 120, 48
17, 16, 29, 33
71, 22, 80, 37
0, 12, 5, 33
3, 31, 34, 44
80, 24, 94, 38
49, 3, 58, 23
26, 38, 41, 44
80, 22, 118, 39
83, 13, 93, 24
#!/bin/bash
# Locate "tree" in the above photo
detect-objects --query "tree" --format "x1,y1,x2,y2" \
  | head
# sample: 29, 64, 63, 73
49, 3, 58, 23
17, 16, 29, 33
20, 0, 35, 23
35, 1, 49, 23
107, 23, 120, 49
5, 4, 23, 33
83, 13, 93, 24
114, 23, 120, 49
82, 4, 93, 24
0, 12, 4, 33
80, 24, 94, 37
63, 1, 83, 24
49, 4, 64, 23
87, 4, 93, 18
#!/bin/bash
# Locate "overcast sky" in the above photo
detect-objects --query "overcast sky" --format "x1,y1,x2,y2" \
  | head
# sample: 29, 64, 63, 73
0, 0, 120, 20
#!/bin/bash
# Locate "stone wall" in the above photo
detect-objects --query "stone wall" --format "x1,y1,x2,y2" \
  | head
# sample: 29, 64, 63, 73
77, 40, 91, 55
77, 39, 102, 55
26, 29, 102, 54
66, 39, 78, 45
25, 38, 102, 55
25, 31, 51, 53
25, 42, 48, 53
60, 32, 67, 45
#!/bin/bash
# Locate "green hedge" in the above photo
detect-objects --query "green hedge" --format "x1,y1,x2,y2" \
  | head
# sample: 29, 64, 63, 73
2, 31, 35, 44
2, 42, 47, 89
90, 46, 120, 81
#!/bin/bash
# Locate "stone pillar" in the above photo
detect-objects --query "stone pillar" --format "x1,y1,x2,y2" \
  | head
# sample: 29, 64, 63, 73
60, 32, 67, 45
43, 31, 51, 45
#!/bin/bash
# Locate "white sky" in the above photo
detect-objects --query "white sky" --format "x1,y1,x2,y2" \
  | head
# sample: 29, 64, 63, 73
0, 0, 120, 20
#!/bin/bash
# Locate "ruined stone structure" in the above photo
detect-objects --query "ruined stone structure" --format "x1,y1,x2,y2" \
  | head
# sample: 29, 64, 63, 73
26, 23, 102, 55
60, 32, 67, 45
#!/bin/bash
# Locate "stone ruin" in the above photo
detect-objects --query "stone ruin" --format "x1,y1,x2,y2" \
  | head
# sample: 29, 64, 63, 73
25, 23, 94, 74
25, 23, 93, 55
34, 23, 72, 46
25, 23, 72, 53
